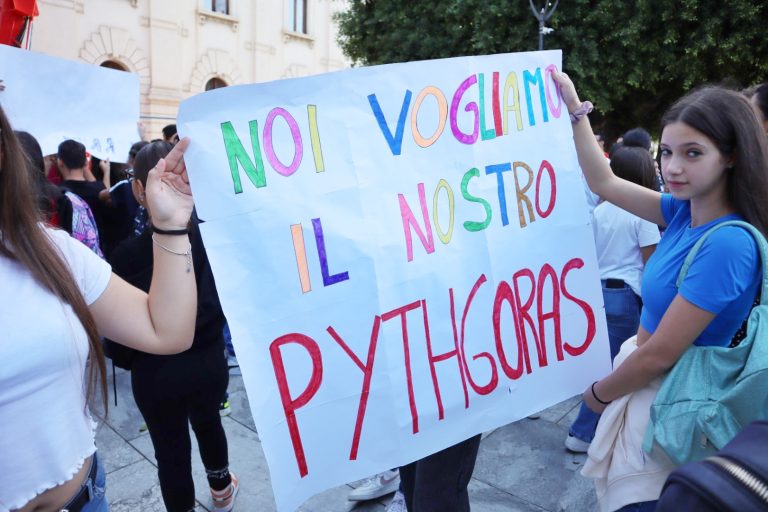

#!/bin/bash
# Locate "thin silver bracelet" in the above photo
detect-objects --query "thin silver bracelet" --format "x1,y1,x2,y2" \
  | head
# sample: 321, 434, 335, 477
152, 234, 192, 273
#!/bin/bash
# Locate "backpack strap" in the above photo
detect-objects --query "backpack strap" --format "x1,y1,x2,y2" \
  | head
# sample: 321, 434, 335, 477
112, 360, 118, 407
675, 220, 768, 308
56, 189, 74, 234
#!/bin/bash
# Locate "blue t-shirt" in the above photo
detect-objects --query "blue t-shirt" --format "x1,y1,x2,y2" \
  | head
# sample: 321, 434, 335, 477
640, 195, 760, 346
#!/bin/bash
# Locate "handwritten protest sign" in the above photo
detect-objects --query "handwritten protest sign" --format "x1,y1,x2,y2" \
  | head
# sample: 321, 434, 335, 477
0, 45, 139, 162
178, 50, 610, 511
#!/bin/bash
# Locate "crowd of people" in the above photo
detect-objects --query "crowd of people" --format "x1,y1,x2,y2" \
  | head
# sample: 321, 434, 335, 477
1, 73, 767, 512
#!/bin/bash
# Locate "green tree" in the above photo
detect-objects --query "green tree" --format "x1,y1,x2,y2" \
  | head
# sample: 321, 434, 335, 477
335, 0, 768, 141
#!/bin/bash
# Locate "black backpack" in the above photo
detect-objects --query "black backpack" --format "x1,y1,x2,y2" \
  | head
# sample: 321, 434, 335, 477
103, 338, 136, 371
656, 420, 768, 511
101, 338, 137, 407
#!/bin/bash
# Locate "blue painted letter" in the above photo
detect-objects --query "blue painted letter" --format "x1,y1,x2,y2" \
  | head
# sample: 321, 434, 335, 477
485, 163, 512, 226
368, 90, 412, 156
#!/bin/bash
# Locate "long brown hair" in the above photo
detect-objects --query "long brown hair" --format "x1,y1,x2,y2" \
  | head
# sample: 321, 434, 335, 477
0, 106, 107, 411
661, 86, 768, 236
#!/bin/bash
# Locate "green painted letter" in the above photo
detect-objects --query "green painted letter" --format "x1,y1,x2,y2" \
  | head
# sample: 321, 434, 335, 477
221, 120, 266, 194
461, 168, 492, 232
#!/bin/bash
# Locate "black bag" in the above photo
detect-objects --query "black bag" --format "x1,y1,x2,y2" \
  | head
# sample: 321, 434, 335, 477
102, 338, 137, 407
656, 420, 768, 511
103, 338, 136, 370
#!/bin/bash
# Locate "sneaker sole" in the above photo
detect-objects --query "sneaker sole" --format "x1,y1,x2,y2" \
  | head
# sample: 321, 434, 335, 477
348, 479, 400, 501
564, 436, 590, 453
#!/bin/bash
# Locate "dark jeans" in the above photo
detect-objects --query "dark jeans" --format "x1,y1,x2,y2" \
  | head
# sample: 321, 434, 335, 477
617, 500, 658, 511
132, 341, 230, 512
399, 435, 481, 512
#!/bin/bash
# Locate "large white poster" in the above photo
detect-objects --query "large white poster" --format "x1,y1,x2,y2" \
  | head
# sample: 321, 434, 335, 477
178, 50, 609, 511
0, 45, 140, 162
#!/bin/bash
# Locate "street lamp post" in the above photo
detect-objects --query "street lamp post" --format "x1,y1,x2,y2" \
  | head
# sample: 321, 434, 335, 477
529, 0, 559, 51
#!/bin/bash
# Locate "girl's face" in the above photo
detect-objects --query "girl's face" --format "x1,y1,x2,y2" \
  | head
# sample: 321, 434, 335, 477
659, 122, 730, 204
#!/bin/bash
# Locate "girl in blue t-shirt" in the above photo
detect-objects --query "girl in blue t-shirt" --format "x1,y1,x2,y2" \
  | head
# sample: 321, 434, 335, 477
553, 73, 768, 511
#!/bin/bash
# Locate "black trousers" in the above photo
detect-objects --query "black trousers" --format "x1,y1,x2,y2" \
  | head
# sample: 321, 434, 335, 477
131, 341, 230, 512
399, 434, 482, 512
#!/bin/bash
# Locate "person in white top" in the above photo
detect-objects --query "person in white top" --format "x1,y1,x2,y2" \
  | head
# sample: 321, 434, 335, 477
0, 104, 197, 512
565, 143, 661, 454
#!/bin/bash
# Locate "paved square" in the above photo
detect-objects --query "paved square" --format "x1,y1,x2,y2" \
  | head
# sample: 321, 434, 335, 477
95, 367, 597, 511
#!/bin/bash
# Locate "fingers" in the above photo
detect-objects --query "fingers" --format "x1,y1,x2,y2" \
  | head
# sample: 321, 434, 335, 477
552, 70, 571, 85
146, 158, 166, 184
148, 157, 192, 196
161, 174, 193, 196
164, 137, 190, 172
551, 71, 581, 113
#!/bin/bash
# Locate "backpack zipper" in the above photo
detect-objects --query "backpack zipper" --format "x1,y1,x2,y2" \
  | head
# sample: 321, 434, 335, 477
707, 456, 768, 504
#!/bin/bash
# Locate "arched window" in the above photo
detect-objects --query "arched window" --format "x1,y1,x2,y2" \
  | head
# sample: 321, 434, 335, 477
205, 77, 229, 91
100, 60, 127, 71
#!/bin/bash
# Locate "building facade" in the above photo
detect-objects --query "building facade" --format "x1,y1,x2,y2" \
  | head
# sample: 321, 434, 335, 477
29, 0, 349, 138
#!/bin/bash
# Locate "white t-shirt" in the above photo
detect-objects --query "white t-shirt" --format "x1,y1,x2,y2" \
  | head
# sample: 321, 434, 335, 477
593, 201, 660, 296
0, 227, 111, 511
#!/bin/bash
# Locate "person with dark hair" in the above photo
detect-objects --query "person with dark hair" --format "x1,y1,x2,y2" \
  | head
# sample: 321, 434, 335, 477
17, 131, 103, 255
129, 140, 150, 162
608, 140, 624, 159
745, 82, 768, 134
621, 127, 653, 151
57, 139, 108, 253
162, 123, 179, 144
555, 72, 766, 511
16, 130, 61, 219
57, 138, 88, 170
565, 144, 660, 453
108, 141, 239, 512
130, 143, 154, 237
97, 141, 148, 254
0, 105, 197, 512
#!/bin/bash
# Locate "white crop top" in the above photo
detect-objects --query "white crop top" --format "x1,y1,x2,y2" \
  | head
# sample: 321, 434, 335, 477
0, 227, 111, 511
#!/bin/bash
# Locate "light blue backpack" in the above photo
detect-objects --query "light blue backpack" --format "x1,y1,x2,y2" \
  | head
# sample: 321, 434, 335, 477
644, 220, 768, 466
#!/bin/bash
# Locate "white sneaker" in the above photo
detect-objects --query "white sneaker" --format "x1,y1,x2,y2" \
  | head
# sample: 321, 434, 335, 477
385, 490, 407, 512
348, 470, 400, 501
564, 434, 590, 453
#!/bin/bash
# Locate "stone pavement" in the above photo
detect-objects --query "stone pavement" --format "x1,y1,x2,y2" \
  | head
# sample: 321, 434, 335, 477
94, 365, 598, 511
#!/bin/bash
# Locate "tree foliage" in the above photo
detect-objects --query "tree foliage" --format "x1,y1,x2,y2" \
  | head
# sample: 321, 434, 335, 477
335, 0, 768, 140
